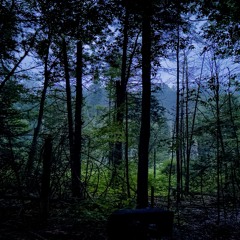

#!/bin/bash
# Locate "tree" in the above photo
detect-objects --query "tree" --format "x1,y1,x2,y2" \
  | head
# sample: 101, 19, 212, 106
113, 9, 129, 166
26, 34, 52, 179
72, 40, 83, 198
62, 37, 75, 196
137, 0, 152, 209
175, 25, 182, 204
198, 0, 240, 59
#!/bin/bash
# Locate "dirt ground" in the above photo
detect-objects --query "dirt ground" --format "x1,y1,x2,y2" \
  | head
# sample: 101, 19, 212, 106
0, 196, 239, 239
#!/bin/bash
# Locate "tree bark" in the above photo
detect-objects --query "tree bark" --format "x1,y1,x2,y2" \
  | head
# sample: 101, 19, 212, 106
62, 38, 75, 197
125, 91, 131, 198
72, 40, 83, 198
185, 53, 205, 193
175, 26, 181, 204
214, 58, 225, 225
113, 10, 129, 166
40, 135, 53, 221
26, 37, 50, 178
137, 0, 152, 209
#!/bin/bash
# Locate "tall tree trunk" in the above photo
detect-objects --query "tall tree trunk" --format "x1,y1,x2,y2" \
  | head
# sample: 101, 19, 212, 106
72, 40, 83, 198
125, 30, 140, 198
180, 65, 184, 198
108, 77, 114, 165
184, 54, 190, 194
62, 38, 75, 197
137, 0, 152, 209
185, 53, 205, 192
26, 38, 50, 178
125, 91, 131, 198
214, 58, 225, 225
114, 80, 123, 165
175, 26, 181, 204
168, 126, 175, 209
108, 76, 115, 165
113, 10, 129, 166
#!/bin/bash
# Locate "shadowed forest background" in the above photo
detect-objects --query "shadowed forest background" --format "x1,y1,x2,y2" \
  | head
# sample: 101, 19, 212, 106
1, 0, 240, 239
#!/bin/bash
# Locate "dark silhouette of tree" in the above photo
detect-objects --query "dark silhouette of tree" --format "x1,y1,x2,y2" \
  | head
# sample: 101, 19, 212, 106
137, 0, 152, 209
72, 40, 83, 198
26, 35, 52, 179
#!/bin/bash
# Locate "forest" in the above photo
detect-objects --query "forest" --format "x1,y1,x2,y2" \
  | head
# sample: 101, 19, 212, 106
1, 0, 240, 239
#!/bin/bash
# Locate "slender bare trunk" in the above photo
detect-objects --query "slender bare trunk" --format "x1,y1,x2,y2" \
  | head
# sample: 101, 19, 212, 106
26, 37, 50, 178
213, 57, 225, 224
72, 40, 83, 198
175, 26, 181, 204
113, 10, 129, 166
125, 91, 131, 198
183, 54, 189, 194
62, 38, 75, 197
185, 53, 206, 193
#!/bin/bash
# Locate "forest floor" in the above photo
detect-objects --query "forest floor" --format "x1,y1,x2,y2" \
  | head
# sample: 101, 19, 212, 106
0, 195, 240, 240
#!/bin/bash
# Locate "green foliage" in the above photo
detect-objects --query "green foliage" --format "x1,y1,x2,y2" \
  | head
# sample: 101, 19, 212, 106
0, 79, 31, 193
190, 161, 216, 193
0, 80, 29, 137
1, 0, 240, 224
148, 159, 177, 197
199, 0, 240, 58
